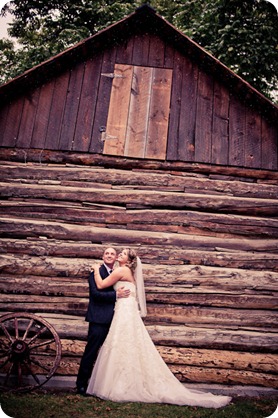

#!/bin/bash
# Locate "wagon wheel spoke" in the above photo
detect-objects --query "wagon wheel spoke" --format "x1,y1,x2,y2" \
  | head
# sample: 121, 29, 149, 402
0, 342, 14, 367
0, 340, 11, 353
4, 361, 14, 386
29, 338, 56, 351
28, 326, 48, 345
0, 355, 11, 369
0, 322, 14, 343
0, 313, 61, 392
22, 319, 34, 341
14, 317, 19, 339
22, 360, 41, 385
29, 357, 52, 374
30, 351, 57, 357
17, 361, 22, 387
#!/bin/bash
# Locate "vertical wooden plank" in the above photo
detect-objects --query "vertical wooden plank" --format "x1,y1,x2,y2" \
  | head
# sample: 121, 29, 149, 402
148, 34, 165, 67
211, 81, 230, 165
124, 66, 152, 158
103, 64, 133, 155
245, 106, 261, 168
178, 56, 198, 161
261, 117, 277, 170
16, 88, 40, 148
1, 97, 24, 147
31, 80, 55, 149
164, 42, 175, 68
145, 67, 172, 160
116, 36, 134, 64
166, 50, 183, 161
195, 70, 213, 163
0, 105, 10, 146
89, 46, 116, 153
59, 62, 85, 150
73, 56, 102, 152
132, 33, 150, 66
45, 71, 70, 150
228, 94, 245, 167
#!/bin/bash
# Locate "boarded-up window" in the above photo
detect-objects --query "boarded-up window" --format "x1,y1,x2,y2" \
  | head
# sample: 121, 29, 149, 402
102, 64, 172, 160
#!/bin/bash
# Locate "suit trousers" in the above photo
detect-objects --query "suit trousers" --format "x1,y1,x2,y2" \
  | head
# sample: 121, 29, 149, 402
76, 322, 110, 389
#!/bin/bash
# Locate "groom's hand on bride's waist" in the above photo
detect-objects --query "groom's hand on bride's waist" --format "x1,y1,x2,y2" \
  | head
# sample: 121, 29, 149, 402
116, 287, 131, 299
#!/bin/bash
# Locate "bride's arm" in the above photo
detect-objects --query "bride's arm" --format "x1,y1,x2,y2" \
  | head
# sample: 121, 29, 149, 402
92, 264, 122, 289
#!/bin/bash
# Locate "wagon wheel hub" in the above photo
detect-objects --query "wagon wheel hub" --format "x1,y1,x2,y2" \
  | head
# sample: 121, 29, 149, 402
11, 340, 29, 360
0, 312, 62, 392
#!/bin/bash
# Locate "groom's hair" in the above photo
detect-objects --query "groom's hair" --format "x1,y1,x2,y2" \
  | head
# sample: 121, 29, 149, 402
103, 246, 117, 255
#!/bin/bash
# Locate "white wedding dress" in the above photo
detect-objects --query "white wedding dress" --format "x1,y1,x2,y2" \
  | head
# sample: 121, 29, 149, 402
86, 281, 232, 408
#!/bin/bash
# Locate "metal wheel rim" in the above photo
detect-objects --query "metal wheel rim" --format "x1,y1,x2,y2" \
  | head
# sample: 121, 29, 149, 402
0, 312, 62, 393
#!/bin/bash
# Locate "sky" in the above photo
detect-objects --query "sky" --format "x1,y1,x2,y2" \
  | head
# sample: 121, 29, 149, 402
0, 10, 12, 39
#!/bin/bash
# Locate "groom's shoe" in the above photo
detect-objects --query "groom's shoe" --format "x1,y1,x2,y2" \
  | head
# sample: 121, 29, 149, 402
76, 386, 87, 396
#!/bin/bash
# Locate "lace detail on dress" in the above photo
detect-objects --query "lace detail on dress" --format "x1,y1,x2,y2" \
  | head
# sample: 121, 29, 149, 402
86, 281, 231, 408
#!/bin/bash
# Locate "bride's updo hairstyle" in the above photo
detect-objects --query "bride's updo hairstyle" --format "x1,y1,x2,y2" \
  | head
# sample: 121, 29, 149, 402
126, 248, 137, 273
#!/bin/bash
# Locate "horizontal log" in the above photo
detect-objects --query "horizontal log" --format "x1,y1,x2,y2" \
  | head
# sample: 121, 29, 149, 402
2, 351, 275, 387
144, 265, 278, 291
168, 364, 278, 387
1, 323, 250, 379
147, 290, 278, 309
1, 182, 278, 216
60, 339, 278, 374
1, 147, 277, 180
0, 254, 277, 291
148, 325, 278, 352
50, 356, 278, 387
0, 275, 89, 297
1, 312, 277, 352
1, 162, 277, 198
1, 275, 276, 309
1, 296, 276, 329
146, 304, 277, 329
1, 239, 277, 271
61, 339, 86, 355
0, 296, 88, 316
156, 346, 278, 373
0, 217, 277, 252
1, 202, 277, 238
0, 153, 277, 388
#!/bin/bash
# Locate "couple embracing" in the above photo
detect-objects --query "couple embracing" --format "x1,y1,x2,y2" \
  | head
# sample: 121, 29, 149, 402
76, 247, 231, 408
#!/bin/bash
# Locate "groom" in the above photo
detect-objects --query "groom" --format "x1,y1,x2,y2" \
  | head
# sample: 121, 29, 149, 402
76, 247, 130, 395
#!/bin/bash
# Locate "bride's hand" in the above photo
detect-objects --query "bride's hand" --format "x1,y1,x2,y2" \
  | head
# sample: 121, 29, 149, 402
91, 263, 100, 272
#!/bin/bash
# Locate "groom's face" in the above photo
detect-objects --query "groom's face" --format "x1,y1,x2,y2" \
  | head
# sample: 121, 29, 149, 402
103, 247, 117, 268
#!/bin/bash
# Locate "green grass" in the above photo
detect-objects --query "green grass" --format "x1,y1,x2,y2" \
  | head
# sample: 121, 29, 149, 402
0, 391, 277, 418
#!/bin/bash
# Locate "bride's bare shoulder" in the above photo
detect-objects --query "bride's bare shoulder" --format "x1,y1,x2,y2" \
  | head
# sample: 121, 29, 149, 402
115, 266, 128, 273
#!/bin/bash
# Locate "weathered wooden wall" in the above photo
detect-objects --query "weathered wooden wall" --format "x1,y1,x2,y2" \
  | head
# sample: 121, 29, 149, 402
0, 149, 277, 388
0, 30, 277, 169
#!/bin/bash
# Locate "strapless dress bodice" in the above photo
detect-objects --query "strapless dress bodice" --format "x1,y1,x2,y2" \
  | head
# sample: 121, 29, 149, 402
114, 281, 136, 296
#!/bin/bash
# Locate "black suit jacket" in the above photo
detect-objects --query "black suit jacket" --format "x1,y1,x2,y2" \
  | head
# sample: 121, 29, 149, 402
85, 264, 116, 324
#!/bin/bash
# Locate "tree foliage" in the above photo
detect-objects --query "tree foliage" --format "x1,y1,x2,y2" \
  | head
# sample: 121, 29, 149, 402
173, 0, 278, 100
0, 0, 277, 101
0, 0, 143, 81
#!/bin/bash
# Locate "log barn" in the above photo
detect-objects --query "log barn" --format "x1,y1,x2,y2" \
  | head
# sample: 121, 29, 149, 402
0, 5, 277, 392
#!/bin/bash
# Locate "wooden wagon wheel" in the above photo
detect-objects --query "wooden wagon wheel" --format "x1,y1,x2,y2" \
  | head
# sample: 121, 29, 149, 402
0, 312, 62, 392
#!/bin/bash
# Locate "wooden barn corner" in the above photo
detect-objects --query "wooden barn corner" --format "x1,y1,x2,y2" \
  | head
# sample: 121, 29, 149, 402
0, 5, 277, 394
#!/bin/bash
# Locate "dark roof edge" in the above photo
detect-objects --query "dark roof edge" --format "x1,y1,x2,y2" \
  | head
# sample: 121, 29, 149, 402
0, 4, 277, 120
151, 8, 278, 117
0, 6, 140, 94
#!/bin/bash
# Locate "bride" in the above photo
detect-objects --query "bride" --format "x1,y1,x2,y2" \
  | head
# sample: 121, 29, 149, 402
86, 248, 232, 408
